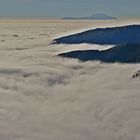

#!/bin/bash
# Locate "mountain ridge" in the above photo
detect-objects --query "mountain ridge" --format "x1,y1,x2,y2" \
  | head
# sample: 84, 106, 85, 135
53, 25, 140, 45
62, 13, 117, 20
58, 43, 140, 63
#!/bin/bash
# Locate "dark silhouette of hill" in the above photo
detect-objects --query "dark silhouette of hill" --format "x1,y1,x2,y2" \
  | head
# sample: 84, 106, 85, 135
53, 25, 140, 45
58, 44, 140, 63
62, 13, 117, 20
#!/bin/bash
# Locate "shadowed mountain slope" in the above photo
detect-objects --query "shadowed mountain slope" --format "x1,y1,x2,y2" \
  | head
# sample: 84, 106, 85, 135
53, 25, 140, 45
58, 44, 140, 63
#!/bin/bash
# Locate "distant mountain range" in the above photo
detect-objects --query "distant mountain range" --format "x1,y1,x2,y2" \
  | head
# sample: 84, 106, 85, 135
58, 44, 140, 63
53, 25, 140, 45
62, 13, 117, 20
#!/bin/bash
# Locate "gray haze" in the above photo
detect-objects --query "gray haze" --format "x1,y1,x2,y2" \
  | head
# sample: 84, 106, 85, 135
0, 0, 140, 18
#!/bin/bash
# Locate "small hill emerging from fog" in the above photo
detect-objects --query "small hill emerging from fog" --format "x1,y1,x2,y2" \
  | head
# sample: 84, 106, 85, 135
58, 44, 140, 63
53, 25, 140, 45
62, 13, 117, 20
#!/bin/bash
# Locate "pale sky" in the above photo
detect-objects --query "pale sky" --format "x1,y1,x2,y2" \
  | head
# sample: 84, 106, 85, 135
0, 0, 140, 18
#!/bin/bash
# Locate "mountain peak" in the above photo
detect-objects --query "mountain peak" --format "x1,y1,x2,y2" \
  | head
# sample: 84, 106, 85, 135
62, 13, 117, 20
88, 13, 117, 19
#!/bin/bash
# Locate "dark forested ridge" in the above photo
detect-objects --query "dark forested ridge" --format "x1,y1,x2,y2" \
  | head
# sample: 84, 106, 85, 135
53, 25, 140, 45
58, 44, 140, 63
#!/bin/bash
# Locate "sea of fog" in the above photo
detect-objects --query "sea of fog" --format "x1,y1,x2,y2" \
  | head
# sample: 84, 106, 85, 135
0, 19, 140, 140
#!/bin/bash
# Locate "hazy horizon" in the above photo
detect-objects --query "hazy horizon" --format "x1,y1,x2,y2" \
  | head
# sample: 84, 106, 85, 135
0, 0, 140, 18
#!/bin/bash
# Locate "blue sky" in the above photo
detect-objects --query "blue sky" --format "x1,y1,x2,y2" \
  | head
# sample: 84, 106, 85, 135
0, 0, 140, 18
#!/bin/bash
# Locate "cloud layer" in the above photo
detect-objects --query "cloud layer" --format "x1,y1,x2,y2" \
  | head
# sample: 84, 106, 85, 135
0, 19, 140, 140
